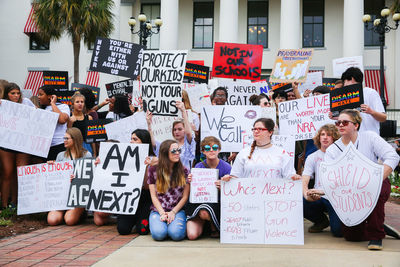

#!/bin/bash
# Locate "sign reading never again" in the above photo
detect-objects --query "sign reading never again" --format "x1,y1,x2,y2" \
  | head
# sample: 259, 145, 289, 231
67, 158, 96, 208
89, 37, 144, 79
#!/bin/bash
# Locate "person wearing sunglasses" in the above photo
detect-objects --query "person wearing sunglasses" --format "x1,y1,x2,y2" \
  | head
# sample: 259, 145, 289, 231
147, 140, 190, 241
186, 136, 232, 240
325, 109, 399, 250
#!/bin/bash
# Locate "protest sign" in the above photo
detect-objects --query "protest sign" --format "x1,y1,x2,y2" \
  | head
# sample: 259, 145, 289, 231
71, 83, 100, 105
67, 158, 95, 208
86, 119, 113, 143
319, 143, 383, 226
87, 143, 148, 215
278, 94, 334, 141
212, 42, 263, 80
106, 79, 134, 97
0, 100, 58, 157
270, 49, 314, 83
189, 168, 219, 203
218, 80, 259, 105
221, 178, 303, 245
43, 71, 69, 89
55, 90, 75, 106
201, 105, 261, 152
105, 112, 147, 143
253, 80, 273, 95
323, 78, 338, 90
151, 115, 182, 143
141, 50, 187, 116
17, 161, 73, 215
332, 56, 363, 78
89, 37, 144, 79
184, 63, 209, 84
298, 71, 323, 95
185, 83, 211, 114
330, 83, 364, 117
271, 135, 295, 168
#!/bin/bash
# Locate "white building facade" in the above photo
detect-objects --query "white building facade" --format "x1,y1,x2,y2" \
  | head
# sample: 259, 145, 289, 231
1, 0, 399, 107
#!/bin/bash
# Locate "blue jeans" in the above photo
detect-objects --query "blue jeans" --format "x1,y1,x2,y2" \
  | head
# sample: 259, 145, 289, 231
149, 210, 186, 241
303, 197, 343, 237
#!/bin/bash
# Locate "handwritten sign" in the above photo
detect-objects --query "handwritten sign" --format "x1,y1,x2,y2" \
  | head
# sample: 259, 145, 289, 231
298, 71, 323, 95
17, 162, 73, 215
87, 143, 148, 215
221, 178, 303, 244
43, 71, 68, 89
218, 80, 259, 105
189, 168, 219, 203
253, 80, 273, 95
201, 105, 261, 152
271, 135, 295, 168
86, 119, 113, 143
270, 49, 314, 83
330, 83, 364, 117
319, 143, 383, 226
0, 100, 59, 157
278, 94, 334, 141
151, 115, 182, 143
89, 37, 144, 79
105, 112, 147, 143
184, 63, 209, 84
141, 50, 187, 116
332, 56, 363, 78
185, 83, 211, 114
67, 158, 95, 208
71, 83, 100, 105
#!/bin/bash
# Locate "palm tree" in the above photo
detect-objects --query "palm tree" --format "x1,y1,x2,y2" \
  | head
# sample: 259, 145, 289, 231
33, 0, 114, 83
392, 0, 400, 13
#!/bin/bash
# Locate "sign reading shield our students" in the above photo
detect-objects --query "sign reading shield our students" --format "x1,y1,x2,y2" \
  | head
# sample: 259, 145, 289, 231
319, 143, 384, 226
67, 158, 95, 208
212, 42, 263, 80
184, 63, 209, 84
270, 49, 314, 83
89, 37, 144, 79
330, 83, 364, 117
43, 71, 69, 89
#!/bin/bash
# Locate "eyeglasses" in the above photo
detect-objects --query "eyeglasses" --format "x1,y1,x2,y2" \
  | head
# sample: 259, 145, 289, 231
63, 137, 72, 141
203, 144, 219, 152
335, 120, 356, 127
251, 127, 269, 132
214, 94, 226, 98
170, 148, 182, 154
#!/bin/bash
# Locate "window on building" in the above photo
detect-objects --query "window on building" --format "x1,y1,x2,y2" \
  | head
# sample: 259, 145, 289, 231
364, 0, 385, 46
29, 33, 49, 50
303, 0, 324, 47
193, 2, 214, 49
247, 1, 268, 48
141, 3, 160, 50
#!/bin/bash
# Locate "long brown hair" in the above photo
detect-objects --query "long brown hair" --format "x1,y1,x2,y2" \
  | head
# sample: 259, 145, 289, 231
64, 127, 87, 159
248, 118, 275, 159
156, 140, 186, 194
2, 83, 22, 103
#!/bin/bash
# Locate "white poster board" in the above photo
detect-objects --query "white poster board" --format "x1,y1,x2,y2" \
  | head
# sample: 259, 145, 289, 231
87, 143, 149, 215
189, 168, 219, 203
319, 143, 384, 226
151, 115, 182, 143
271, 135, 295, 168
218, 80, 259, 105
105, 112, 147, 143
17, 162, 73, 215
185, 83, 212, 113
221, 178, 303, 245
0, 100, 59, 157
298, 71, 323, 95
278, 94, 334, 140
201, 105, 261, 152
332, 56, 364, 78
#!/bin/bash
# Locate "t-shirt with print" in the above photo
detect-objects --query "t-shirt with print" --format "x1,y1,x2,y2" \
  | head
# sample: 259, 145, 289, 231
302, 149, 324, 190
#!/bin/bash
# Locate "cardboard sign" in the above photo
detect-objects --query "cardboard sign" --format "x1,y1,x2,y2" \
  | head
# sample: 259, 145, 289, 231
253, 80, 273, 95
270, 49, 314, 83
278, 94, 334, 141
298, 71, 323, 95
0, 100, 58, 157
330, 83, 364, 117
141, 50, 188, 116
221, 178, 303, 245
86, 119, 113, 143
17, 162, 73, 215
185, 83, 211, 114
189, 168, 219, 203
201, 105, 261, 152
89, 37, 144, 79
184, 63, 209, 84
319, 143, 383, 226
323, 78, 338, 90
212, 42, 263, 80
271, 135, 295, 168
332, 56, 363, 78
105, 112, 147, 143
71, 83, 100, 105
218, 80, 260, 105
151, 115, 182, 143
43, 71, 69, 89
87, 143, 149, 215
67, 158, 95, 208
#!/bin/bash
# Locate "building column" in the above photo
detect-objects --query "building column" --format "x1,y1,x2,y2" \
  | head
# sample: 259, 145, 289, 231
395, 29, 400, 108
160, 0, 179, 50
111, 0, 121, 39
343, 0, 364, 57
219, 0, 238, 43
280, 0, 300, 49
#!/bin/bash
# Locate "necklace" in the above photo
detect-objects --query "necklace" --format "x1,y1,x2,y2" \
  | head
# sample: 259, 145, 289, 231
256, 142, 271, 147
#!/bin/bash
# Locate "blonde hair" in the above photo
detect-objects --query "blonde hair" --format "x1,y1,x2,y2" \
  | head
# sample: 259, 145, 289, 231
71, 92, 86, 113
182, 90, 192, 110
64, 127, 87, 159
340, 109, 362, 131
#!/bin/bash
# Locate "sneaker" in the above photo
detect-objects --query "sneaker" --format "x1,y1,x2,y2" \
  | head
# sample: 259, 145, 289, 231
368, 240, 383, 250
383, 224, 400, 239
308, 218, 330, 233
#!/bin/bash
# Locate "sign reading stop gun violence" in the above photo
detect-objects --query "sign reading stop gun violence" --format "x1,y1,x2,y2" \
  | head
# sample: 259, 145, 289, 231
89, 37, 144, 79
319, 143, 384, 226
221, 178, 303, 245
140, 50, 187, 117
17, 162, 73, 215
278, 94, 333, 141
0, 100, 58, 158
87, 143, 149, 215
67, 158, 95, 208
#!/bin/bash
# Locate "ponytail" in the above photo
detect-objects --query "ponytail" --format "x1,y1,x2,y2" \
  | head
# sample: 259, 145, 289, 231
248, 141, 257, 159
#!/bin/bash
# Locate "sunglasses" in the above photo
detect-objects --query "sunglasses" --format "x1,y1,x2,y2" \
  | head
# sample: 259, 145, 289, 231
335, 120, 356, 127
251, 127, 268, 132
170, 148, 182, 154
203, 144, 219, 152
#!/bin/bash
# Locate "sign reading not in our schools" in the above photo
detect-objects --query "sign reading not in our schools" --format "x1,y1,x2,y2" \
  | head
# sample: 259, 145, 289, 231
212, 42, 263, 80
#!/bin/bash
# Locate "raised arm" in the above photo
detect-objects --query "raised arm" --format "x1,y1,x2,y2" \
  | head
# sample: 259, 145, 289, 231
176, 100, 193, 143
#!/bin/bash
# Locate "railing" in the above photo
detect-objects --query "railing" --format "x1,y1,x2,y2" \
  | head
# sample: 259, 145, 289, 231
386, 109, 400, 123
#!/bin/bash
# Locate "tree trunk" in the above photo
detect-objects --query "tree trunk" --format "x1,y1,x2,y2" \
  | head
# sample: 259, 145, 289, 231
73, 37, 81, 83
